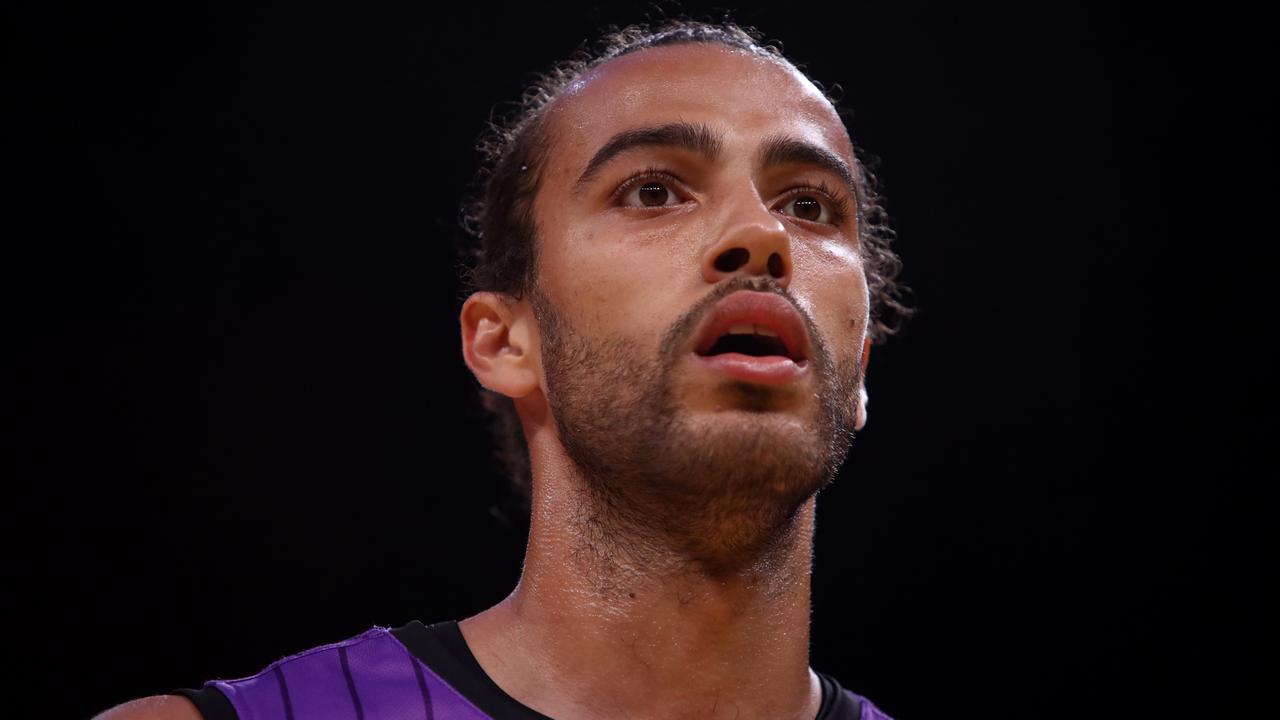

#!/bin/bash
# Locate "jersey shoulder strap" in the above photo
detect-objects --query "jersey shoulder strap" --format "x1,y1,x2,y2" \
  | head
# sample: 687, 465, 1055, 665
169, 623, 494, 720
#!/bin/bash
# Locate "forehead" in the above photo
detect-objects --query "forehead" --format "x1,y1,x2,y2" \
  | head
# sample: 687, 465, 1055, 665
542, 43, 856, 177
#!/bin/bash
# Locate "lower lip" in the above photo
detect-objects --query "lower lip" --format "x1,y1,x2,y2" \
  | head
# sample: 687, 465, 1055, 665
692, 352, 809, 385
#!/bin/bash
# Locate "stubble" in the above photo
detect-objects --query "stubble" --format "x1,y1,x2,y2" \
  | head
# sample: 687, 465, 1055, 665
532, 276, 861, 576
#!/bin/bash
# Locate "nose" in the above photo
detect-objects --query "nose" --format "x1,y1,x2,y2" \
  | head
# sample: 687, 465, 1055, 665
700, 189, 793, 289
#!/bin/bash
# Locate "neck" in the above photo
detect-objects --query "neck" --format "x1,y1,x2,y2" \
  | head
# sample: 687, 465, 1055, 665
460, 433, 822, 720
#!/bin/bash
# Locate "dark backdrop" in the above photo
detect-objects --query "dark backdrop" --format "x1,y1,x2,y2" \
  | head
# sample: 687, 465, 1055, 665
7, 1, 1269, 718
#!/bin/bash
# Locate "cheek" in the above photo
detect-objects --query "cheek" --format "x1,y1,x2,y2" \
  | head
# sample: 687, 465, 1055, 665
792, 240, 870, 359
541, 219, 688, 337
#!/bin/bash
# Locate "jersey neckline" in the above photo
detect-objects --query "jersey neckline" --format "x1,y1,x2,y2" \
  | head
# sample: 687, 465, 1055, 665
391, 619, 552, 719
388, 619, 863, 720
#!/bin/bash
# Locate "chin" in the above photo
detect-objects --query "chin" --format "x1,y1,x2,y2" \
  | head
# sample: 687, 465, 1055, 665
673, 411, 836, 501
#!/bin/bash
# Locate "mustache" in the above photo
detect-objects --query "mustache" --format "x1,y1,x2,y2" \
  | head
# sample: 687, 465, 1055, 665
659, 276, 824, 367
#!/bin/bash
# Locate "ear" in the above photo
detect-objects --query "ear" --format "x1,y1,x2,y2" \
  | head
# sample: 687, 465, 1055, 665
855, 335, 872, 431
460, 291, 540, 399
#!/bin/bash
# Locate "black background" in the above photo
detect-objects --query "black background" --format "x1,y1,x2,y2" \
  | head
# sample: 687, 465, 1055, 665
6, 1, 1270, 718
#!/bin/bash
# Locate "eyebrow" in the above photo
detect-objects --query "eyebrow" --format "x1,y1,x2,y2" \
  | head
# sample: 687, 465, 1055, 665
573, 120, 858, 203
757, 134, 858, 203
574, 121, 723, 191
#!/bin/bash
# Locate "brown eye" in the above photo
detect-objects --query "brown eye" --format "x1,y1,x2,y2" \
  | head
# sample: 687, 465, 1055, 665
621, 180, 678, 208
614, 169, 687, 210
637, 182, 671, 207
781, 193, 831, 224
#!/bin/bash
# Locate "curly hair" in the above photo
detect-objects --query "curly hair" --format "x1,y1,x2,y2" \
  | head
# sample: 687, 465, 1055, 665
455, 16, 914, 507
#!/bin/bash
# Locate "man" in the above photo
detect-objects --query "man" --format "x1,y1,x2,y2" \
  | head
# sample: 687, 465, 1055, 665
99, 17, 909, 720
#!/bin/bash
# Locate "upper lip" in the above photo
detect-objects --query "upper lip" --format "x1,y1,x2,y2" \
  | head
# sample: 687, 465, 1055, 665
692, 291, 811, 362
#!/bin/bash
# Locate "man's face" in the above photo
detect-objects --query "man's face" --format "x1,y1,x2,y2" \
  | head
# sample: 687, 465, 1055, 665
525, 43, 871, 558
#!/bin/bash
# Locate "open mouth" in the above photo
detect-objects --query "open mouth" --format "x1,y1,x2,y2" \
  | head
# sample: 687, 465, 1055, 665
690, 292, 812, 385
699, 325, 798, 361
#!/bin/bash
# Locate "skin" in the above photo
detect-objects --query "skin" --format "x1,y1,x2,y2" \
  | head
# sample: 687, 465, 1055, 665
98, 41, 872, 720
94, 696, 202, 720
458, 44, 872, 720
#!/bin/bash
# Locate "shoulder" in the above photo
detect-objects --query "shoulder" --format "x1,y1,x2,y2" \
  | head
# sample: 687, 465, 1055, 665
94, 625, 404, 720
93, 695, 203, 720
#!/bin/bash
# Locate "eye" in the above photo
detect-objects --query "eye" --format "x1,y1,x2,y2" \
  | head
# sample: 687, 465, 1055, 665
624, 180, 679, 208
613, 169, 686, 209
780, 193, 831, 223
776, 181, 853, 227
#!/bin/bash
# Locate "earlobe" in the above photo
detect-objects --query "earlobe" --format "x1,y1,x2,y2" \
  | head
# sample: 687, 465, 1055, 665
855, 336, 872, 431
460, 292, 540, 399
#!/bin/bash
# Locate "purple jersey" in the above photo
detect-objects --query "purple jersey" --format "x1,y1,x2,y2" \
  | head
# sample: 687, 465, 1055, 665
173, 620, 894, 720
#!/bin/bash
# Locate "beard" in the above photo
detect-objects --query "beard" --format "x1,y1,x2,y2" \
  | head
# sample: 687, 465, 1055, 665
531, 275, 862, 572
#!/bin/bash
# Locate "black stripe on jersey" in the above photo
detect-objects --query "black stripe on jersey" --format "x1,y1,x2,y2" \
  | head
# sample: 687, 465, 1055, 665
171, 686, 238, 720
408, 646, 436, 720
273, 665, 295, 720
338, 645, 367, 720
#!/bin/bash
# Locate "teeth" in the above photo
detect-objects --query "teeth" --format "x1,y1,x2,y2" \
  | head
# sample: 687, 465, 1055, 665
725, 323, 781, 338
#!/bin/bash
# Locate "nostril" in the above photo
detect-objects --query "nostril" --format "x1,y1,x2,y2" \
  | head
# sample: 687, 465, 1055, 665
767, 252, 786, 278
714, 247, 750, 273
